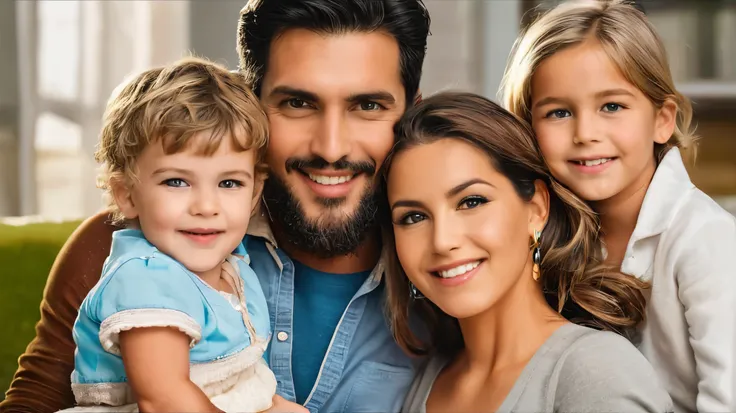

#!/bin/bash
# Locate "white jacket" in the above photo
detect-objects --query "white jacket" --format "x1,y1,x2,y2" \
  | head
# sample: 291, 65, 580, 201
622, 148, 736, 413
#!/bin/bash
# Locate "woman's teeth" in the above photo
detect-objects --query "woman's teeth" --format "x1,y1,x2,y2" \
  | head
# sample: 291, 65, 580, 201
575, 158, 613, 167
308, 174, 354, 185
437, 261, 480, 278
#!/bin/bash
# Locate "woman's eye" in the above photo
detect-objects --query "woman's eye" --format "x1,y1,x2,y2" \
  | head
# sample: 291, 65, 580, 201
399, 213, 426, 225
219, 180, 242, 189
163, 178, 188, 187
459, 196, 488, 210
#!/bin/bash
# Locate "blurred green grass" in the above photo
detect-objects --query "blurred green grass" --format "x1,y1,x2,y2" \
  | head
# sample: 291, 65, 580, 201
0, 220, 81, 400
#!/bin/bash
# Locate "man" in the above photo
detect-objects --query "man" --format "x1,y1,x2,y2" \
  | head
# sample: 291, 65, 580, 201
0, 0, 430, 412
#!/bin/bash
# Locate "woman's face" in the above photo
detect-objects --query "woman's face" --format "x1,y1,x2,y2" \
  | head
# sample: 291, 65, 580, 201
387, 138, 547, 320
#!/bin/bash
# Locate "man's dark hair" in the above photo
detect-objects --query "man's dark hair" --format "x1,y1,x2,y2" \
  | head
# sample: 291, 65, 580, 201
237, 0, 431, 106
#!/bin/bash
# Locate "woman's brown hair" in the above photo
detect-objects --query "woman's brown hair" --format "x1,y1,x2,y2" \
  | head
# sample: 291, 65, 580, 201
380, 91, 648, 357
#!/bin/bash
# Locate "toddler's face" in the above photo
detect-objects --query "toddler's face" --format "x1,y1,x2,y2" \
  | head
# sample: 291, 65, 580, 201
116, 132, 259, 276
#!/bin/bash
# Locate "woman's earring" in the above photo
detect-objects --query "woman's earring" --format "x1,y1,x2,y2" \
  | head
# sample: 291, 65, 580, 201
531, 229, 542, 281
409, 282, 425, 300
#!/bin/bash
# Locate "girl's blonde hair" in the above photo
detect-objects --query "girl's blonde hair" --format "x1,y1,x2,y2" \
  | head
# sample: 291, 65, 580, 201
501, 0, 696, 162
96, 57, 269, 224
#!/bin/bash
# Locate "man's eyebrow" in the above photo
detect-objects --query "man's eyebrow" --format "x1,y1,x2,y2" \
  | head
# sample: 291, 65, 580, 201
268, 86, 320, 102
347, 91, 396, 104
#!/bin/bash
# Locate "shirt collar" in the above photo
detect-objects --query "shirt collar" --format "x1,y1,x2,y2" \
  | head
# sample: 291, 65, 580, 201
246, 203, 278, 247
631, 147, 694, 241
621, 148, 694, 281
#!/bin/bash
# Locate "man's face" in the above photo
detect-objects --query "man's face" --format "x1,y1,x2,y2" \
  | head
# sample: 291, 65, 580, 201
260, 28, 406, 257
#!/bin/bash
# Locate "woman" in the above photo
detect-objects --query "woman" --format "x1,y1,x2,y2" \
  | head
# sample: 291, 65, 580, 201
381, 92, 672, 412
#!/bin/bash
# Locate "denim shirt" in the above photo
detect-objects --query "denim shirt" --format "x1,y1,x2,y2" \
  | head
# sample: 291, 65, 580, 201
244, 210, 419, 413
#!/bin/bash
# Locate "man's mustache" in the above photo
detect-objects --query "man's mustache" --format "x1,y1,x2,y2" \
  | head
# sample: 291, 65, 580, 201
285, 157, 376, 176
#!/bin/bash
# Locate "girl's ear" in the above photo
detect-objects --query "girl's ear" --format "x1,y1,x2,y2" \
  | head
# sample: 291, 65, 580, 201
653, 98, 677, 145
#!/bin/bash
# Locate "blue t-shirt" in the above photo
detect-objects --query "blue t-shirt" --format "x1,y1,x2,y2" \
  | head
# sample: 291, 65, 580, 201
71, 229, 271, 386
291, 260, 371, 404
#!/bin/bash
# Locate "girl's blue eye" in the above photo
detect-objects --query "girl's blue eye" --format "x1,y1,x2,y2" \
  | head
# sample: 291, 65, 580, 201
546, 109, 571, 119
602, 103, 623, 112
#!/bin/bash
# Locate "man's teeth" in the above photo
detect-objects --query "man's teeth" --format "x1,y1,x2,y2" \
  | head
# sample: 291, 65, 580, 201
308, 174, 354, 185
438, 261, 480, 279
576, 158, 613, 167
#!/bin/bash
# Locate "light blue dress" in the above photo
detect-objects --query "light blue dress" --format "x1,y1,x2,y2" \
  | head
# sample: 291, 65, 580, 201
67, 229, 275, 412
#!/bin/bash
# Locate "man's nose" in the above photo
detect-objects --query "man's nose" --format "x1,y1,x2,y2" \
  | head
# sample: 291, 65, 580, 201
310, 108, 352, 164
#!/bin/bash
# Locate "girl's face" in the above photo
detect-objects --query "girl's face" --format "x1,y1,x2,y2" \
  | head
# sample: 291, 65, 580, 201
114, 133, 259, 275
530, 39, 676, 205
387, 138, 547, 320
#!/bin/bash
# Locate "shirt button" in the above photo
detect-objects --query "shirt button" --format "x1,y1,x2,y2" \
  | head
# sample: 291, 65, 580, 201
277, 331, 289, 342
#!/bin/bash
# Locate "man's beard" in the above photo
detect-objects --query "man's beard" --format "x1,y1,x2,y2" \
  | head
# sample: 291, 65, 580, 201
262, 158, 380, 259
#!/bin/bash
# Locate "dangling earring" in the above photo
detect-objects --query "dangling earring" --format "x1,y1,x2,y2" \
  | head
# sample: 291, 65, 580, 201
530, 229, 542, 281
409, 281, 425, 300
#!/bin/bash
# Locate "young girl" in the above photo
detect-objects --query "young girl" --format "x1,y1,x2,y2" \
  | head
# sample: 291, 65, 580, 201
502, 1, 736, 412
63, 58, 294, 412
382, 91, 672, 412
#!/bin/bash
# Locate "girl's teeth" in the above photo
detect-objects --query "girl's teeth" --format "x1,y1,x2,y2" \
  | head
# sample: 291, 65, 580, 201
438, 261, 480, 278
308, 174, 353, 185
578, 158, 612, 167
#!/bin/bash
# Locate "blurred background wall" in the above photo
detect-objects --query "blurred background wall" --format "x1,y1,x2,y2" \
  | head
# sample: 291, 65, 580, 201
0, 0, 734, 220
